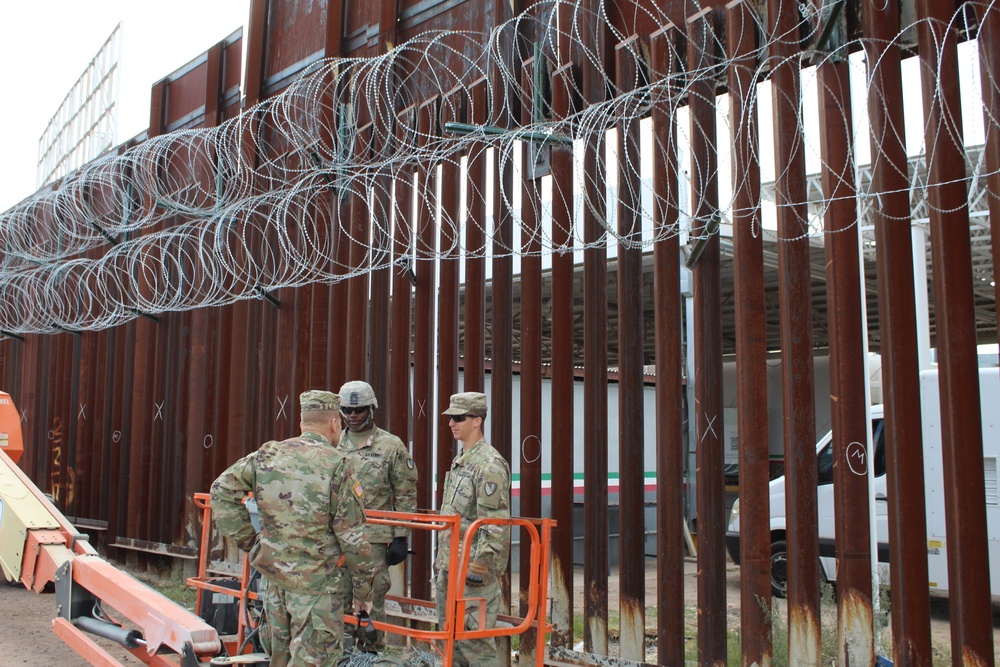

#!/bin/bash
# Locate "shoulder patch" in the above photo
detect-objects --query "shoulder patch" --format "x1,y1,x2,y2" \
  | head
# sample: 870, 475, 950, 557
406, 458, 415, 470
485, 481, 497, 496
353, 481, 365, 498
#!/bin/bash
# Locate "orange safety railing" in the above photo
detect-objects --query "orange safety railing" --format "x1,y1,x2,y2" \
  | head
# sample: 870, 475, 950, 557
365, 509, 554, 667
188, 494, 555, 667
188, 493, 260, 657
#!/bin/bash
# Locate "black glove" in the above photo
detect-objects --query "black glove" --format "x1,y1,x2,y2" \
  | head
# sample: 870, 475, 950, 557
465, 560, 488, 586
355, 610, 380, 653
385, 536, 409, 566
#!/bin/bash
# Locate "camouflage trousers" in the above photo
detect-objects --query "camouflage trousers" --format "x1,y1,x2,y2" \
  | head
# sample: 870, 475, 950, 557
259, 576, 347, 667
340, 543, 389, 647
434, 570, 502, 667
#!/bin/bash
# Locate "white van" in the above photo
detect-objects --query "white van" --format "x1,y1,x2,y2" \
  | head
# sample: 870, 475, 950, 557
726, 366, 1000, 599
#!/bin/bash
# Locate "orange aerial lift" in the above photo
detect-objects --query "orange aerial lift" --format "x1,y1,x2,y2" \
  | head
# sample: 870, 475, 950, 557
1, 389, 556, 667
188, 496, 555, 666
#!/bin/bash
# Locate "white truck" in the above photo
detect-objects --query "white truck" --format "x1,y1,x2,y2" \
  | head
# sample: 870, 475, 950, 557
725, 365, 1000, 598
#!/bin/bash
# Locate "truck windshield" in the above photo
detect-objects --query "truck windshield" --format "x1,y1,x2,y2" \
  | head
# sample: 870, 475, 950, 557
817, 419, 886, 486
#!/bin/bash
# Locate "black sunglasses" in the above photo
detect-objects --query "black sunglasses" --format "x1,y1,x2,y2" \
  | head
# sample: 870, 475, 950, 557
449, 414, 474, 422
341, 406, 369, 415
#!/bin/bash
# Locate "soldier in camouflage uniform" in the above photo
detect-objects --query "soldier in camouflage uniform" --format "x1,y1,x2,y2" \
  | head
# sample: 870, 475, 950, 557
211, 390, 376, 667
435, 392, 511, 667
336, 380, 418, 644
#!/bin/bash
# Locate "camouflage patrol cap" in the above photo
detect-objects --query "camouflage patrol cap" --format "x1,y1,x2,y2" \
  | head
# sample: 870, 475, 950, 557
442, 392, 488, 417
299, 389, 340, 412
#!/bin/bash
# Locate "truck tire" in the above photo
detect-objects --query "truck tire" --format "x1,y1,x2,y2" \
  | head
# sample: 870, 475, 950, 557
771, 539, 788, 599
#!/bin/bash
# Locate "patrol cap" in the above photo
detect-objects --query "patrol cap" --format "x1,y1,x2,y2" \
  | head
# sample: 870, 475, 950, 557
300, 390, 340, 412
338, 380, 379, 409
442, 392, 488, 417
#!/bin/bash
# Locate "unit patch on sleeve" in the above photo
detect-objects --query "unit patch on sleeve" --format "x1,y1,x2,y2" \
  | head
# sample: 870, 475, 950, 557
485, 481, 497, 496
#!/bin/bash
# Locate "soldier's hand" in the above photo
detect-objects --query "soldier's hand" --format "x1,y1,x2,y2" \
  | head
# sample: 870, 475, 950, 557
466, 560, 488, 586
385, 536, 409, 565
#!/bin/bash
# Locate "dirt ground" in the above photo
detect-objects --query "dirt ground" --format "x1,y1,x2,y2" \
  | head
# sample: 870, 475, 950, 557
0, 581, 143, 666
3, 560, 999, 665
559, 559, 1000, 663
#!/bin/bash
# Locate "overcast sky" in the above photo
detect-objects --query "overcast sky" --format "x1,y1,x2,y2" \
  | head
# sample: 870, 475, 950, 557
0, 3, 988, 217
0, 1, 250, 212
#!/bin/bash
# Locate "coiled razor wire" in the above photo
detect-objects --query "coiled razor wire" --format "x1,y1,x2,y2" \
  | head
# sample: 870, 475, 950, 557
0, 0, 996, 335
340, 647, 440, 667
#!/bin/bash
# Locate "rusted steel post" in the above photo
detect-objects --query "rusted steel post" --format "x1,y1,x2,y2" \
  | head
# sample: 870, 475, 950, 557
74, 331, 93, 520
817, 37, 875, 666
309, 283, 333, 389
110, 323, 133, 544
67, 334, 83, 519
274, 269, 298, 437
243, 0, 268, 108
488, 29, 516, 630
489, 4, 516, 526
978, 5, 1000, 349
318, 2, 350, 385
766, 0, 821, 661
377, 0, 398, 52
725, 3, 772, 664
518, 57, 543, 664
210, 305, 233, 478
371, 0, 397, 396
581, 5, 609, 654
463, 79, 488, 393
389, 105, 416, 457
687, 9, 726, 665
346, 130, 372, 381
613, 36, 646, 663
548, 63, 576, 650
649, 26, 685, 667
369, 172, 392, 398
123, 86, 170, 551
914, 3, 995, 662
491, 172, 514, 460
85, 332, 105, 522
331, 191, 352, 383
411, 97, 439, 600
183, 306, 211, 545
36, 338, 53, 485
437, 91, 462, 512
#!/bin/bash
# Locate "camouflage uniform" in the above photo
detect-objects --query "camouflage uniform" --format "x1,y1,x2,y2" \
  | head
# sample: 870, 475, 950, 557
338, 424, 418, 631
211, 390, 375, 667
435, 393, 511, 667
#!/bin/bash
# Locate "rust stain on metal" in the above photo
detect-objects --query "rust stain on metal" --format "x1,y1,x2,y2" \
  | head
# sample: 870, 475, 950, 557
618, 598, 645, 662
585, 578, 609, 656
838, 588, 874, 667
788, 602, 821, 667
550, 552, 573, 648
961, 648, 991, 666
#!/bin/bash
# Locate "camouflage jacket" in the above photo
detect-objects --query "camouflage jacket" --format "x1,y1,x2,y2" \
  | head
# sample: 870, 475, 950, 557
338, 425, 418, 543
434, 438, 511, 575
211, 431, 376, 599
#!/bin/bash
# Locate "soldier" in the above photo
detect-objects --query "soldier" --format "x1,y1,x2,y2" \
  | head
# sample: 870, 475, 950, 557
435, 391, 511, 667
337, 380, 418, 646
211, 390, 375, 667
